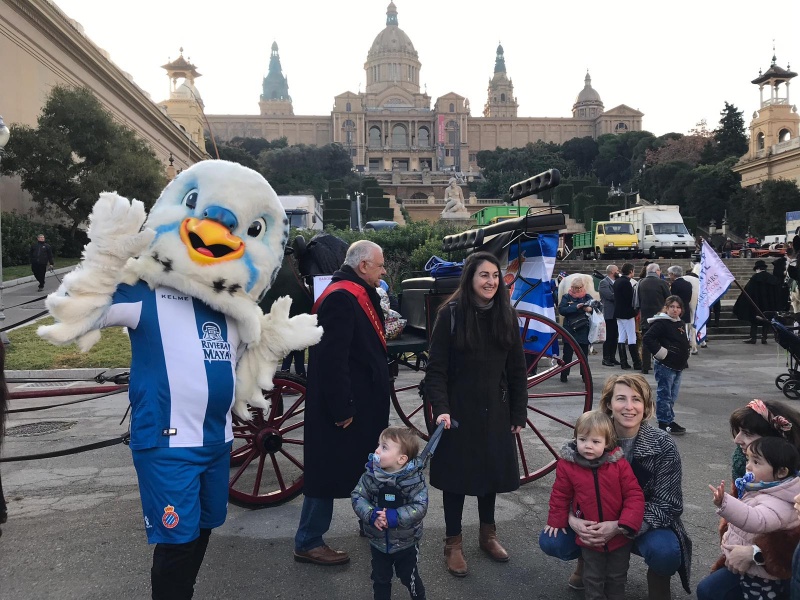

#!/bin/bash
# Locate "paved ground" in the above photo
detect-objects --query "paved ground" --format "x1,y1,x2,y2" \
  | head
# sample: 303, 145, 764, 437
1, 323, 793, 599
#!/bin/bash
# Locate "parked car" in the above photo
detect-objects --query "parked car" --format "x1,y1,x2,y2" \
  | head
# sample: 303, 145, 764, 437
364, 220, 399, 231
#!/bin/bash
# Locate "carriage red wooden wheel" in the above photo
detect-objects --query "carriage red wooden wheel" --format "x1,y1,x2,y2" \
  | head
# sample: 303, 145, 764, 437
515, 310, 593, 483
390, 351, 432, 441
229, 373, 307, 507
390, 309, 592, 484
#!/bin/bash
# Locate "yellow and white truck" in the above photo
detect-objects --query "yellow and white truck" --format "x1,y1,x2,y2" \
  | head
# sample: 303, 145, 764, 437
572, 220, 639, 259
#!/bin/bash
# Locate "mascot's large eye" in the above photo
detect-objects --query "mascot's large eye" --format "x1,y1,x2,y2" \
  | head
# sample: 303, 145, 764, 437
247, 218, 266, 238
182, 189, 199, 209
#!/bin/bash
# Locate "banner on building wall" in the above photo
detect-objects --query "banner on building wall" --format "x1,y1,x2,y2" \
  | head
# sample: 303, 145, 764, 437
437, 115, 446, 142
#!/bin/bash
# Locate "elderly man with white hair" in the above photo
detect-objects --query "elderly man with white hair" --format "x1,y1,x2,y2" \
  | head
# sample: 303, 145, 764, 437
636, 263, 671, 374
294, 240, 392, 566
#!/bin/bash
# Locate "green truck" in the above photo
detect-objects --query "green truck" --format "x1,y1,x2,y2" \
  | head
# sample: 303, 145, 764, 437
471, 205, 521, 226
572, 220, 639, 259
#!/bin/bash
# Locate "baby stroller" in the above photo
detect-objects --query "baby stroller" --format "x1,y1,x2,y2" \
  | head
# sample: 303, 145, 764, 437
771, 314, 800, 400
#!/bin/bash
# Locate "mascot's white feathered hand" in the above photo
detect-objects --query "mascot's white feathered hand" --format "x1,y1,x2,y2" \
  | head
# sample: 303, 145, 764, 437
233, 296, 323, 420
38, 193, 154, 351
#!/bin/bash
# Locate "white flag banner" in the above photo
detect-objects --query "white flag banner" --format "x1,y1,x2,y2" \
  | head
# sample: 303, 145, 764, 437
694, 239, 735, 342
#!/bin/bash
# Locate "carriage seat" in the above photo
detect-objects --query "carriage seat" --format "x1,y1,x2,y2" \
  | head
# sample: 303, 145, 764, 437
400, 277, 460, 331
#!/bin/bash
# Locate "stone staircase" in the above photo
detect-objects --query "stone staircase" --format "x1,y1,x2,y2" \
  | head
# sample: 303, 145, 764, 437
557, 257, 784, 341
389, 196, 406, 225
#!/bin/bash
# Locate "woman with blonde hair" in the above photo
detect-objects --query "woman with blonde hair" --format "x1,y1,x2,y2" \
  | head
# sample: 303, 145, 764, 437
539, 373, 692, 599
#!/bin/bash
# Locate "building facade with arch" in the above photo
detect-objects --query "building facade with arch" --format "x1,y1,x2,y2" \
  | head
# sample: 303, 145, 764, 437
0, 0, 207, 212
205, 2, 643, 176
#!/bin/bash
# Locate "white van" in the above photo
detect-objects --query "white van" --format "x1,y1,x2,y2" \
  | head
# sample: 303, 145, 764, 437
762, 234, 787, 246
609, 205, 695, 259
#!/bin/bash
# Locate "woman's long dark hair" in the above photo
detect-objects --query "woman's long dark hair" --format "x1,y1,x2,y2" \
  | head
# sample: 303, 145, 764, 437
439, 251, 518, 350
0, 343, 7, 448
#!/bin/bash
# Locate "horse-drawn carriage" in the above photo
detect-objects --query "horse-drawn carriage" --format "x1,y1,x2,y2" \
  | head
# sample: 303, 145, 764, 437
228, 170, 595, 507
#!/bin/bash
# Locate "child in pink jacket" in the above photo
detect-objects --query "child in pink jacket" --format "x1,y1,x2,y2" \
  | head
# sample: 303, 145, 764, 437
710, 436, 800, 599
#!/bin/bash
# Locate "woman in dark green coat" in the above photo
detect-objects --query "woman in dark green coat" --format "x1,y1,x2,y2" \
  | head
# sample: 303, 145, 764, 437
425, 251, 528, 577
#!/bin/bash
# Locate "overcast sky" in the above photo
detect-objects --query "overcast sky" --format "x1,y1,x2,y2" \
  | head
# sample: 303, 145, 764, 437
53, 0, 800, 138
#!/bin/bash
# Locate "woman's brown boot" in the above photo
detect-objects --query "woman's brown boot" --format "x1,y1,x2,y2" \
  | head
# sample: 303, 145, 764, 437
478, 523, 509, 562
444, 534, 468, 576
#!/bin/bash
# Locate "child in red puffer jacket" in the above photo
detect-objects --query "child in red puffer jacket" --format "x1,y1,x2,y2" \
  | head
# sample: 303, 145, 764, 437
544, 410, 645, 600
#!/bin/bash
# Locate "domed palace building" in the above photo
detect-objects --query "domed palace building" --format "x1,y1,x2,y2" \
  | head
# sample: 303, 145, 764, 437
204, 2, 642, 201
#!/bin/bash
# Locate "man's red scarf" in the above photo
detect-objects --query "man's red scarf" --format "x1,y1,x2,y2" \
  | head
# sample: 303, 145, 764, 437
312, 280, 386, 351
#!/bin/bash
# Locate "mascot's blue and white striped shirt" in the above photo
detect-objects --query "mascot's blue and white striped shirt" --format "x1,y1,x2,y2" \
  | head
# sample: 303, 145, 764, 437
98, 280, 241, 450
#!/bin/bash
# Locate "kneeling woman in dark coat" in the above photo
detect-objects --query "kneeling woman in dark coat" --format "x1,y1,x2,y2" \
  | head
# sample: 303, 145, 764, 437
425, 251, 528, 577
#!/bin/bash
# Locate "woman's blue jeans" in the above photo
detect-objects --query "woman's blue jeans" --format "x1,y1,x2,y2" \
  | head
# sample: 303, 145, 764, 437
696, 567, 741, 600
698, 566, 790, 600
654, 361, 682, 425
538, 526, 681, 577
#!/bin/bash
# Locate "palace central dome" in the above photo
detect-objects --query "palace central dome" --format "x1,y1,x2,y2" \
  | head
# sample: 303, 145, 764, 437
367, 2, 418, 60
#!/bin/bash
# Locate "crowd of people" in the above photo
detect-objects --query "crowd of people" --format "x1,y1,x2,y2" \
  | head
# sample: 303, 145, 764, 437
8, 234, 800, 599
244, 242, 800, 599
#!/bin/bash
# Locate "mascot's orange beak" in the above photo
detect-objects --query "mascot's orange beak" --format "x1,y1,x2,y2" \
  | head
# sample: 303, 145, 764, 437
180, 218, 245, 265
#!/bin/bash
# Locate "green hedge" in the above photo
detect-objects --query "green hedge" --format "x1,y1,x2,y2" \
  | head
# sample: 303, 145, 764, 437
367, 198, 390, 209
683, 216, 698, 237
583, 186, 609, 205
571, 193, 593, 223
325, 199, 350, 211
323, 209, 350, 222
314, 220, 473, 290
569, 180, 592, 194
584, 204, 616, 223
0, 212, 83, 266
365, 187, 385, 200
325, 219, 350, 230
554, 185, 574, 213
366, 208, 394, 221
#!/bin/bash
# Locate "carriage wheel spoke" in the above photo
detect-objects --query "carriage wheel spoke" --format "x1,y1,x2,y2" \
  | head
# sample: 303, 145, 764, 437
281, 421, 305, 435
404, 403, 424, 419
269, 452, 286, 492
527, 391, 588, 400
527, 405, 580, 429
515, 433, 531, 476
394, 383, 420, 393
282, 438, 304, 445
276, 394, 306, 427
251, 453, 267, 495
279, 448, 304, 471
525, 419, 560, 459
229, 448, 258, 486
231, 442, 254, 457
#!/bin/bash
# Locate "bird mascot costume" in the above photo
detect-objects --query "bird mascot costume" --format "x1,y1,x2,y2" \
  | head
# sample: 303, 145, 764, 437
38, 160, 323, 599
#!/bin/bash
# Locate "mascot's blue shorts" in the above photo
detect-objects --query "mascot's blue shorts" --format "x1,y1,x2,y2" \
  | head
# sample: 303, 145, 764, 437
132, 442, 232, 544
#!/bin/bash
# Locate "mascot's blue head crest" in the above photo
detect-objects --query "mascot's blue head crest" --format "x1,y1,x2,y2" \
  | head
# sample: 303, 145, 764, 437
129, 160, 289, 313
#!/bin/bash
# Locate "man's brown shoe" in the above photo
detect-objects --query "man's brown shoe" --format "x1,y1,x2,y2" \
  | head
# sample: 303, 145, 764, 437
293, 545, 350, 565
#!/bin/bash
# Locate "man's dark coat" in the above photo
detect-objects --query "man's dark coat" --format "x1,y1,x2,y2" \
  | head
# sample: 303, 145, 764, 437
302, 266, 391, 498
733, 271, 782, 324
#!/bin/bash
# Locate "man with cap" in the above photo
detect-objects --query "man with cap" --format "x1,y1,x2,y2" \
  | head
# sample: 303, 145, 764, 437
29, 233, 54, 292
733, 259, 782, 344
